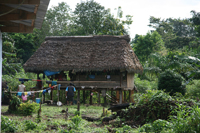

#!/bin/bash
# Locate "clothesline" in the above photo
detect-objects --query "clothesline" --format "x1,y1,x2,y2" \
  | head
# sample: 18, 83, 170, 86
4, 85, 60, 95
16, 78, 58, 85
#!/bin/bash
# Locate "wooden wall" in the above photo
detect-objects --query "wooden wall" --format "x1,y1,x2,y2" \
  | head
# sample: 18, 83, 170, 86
57, 71, 136, 90
127, 72, 134, 88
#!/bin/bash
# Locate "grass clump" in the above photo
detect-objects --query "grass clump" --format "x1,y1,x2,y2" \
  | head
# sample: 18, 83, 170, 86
18, 101, 39, 116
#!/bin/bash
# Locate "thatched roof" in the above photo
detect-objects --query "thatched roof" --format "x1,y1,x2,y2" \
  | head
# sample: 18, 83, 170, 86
23, 35, 143, 74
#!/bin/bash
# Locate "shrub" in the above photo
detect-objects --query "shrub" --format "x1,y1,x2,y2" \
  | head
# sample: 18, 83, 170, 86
71, 115, 82, 128
134, 76, 157, 93
138, 123, 153, 132
122, 125, 132, 132
158, 69, 185, 95
1, 116, 17, 132
74, 111, 81, 116
169, 105, 200, 133
186, 80, 200, 98
18, 102, 39, 115
24, 120, 37, 131
152, 119, 172, 132
8, 95, 21, 113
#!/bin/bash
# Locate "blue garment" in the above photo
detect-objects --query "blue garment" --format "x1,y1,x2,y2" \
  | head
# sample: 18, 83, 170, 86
66, 87, 76, 92
44, 70, 60, 76
89, 75, 95, 79
58, 84, 61, 90
27, 92, 31, 95
19, 78, 31, 81
52, 81, 57, 86
42, 89, 47, 95
46, 87, 51, 91
66, 86, 76, 97
17, 92, 22, 96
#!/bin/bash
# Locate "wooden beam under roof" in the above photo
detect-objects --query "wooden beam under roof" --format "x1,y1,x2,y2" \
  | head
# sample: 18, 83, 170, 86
0, 24, 33, 33
0, 0, 40, 5
0, 11, 36, 21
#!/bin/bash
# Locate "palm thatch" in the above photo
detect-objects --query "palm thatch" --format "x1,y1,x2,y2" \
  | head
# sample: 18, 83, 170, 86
23, 35, 143, 74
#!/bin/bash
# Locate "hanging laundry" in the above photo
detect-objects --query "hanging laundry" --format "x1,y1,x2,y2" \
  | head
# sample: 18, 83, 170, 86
22, 95, 27, 101
48, 90, 51, 95
28, 92, 31, 95
52, 81, 57, 86
46, 81, 52, 84
24, 92, 28, 96
58, 84, 61, 90
18, 78, 31, 82
42, 89, 47, 95
17, 92, 22, 96
44, 70, 60, 76
46, 87, 51, 91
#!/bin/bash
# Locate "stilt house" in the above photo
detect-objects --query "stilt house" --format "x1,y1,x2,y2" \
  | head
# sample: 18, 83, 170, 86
23, 35, 143, 104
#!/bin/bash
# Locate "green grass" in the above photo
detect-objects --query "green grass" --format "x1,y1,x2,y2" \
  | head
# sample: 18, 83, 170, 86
1, 104, 138, 132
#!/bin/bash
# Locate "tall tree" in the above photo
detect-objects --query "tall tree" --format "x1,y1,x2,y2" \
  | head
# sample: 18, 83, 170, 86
73, 1, 132, 35
148, 16, 196, 50
45, 2, 72, 36
33, 2, 72, 45
73, 0, 106, 35
2, 33, 21, 75
190, 10, 200, 37
133, 31, 165, 62
10, 33, 38, 63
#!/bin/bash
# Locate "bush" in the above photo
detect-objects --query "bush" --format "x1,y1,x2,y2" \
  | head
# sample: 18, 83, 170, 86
158, 69, 185, 95
152, 119, 172, 132
18, 101, 39, 115
24, 120, 37, 131
169, 105, 200, 133
74, 111, 81, 116
186, 80, 200, 98
71, 115, 82, 128
1, 116, 17, 132
8, 95, 21, 113
138, 123, 153, 132
134, 76, 157, 93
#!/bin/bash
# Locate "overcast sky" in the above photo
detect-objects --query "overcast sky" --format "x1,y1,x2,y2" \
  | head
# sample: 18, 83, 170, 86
48, 0, 200, 39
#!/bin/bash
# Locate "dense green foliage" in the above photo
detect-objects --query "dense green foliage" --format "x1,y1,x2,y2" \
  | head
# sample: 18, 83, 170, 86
148, 16, 197, 50
138, 105, 200, 133
18, 102, 39, 116
1, 116, 17, 132
10, 33, 39, 63
133, 31, 165, 62
186, 80, 200, 98
2, 1, 200, 132
158, 69, 185, 95
2, 33, 21, 75
8, 95, 21, 113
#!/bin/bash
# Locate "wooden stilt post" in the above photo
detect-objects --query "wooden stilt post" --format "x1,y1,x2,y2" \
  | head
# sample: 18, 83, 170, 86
50, 90, 53, 100
124, 91, 126, 103
83, 90, 85, 104
119, 90, 122, 104
77, 89, 80, 111
104, 89, 107, 106
98, 90, 100, 105
57, 85, 59, 102
116, 90, 119, 103
42, 94, 45, 104
90, 90, 92, 105
37, 73, 39, 79
129, 90, 131, 102
103, 107, 105, 117
111, 89, 113, 103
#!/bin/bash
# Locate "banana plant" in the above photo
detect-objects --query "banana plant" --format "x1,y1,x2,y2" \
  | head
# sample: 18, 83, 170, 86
174, 55, 200, 83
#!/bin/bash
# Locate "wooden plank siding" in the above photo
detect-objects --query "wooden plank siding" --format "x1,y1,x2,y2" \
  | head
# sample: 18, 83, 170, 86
55, 71, 135, 90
